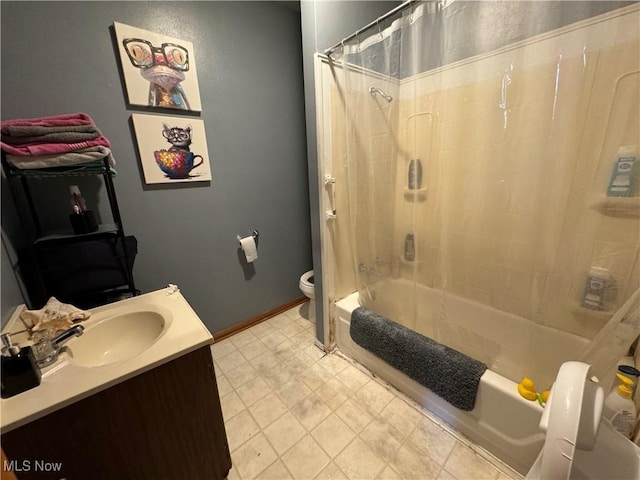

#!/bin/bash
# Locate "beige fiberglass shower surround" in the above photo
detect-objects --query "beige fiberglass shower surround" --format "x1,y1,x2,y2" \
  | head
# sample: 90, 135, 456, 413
316, 1, 640, 391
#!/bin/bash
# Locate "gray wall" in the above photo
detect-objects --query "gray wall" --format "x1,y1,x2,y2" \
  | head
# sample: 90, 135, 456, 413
1, 1, 312, 334
300, 0, 400, 342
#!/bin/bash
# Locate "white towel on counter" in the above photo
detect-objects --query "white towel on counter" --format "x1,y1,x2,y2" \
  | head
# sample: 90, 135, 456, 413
20, 297, 91, 333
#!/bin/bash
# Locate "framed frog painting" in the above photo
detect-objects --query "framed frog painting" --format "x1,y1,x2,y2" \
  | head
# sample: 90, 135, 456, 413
114, 22, 202, 112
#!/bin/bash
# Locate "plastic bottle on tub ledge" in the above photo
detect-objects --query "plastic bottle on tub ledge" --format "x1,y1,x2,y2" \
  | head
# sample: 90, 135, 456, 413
603, 373, 637, 438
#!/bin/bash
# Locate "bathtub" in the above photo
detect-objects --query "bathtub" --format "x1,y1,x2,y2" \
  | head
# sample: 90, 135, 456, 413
335, 279, 590, 475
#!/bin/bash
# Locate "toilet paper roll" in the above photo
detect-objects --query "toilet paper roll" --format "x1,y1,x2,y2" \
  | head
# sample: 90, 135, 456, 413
240, 235, 258, 263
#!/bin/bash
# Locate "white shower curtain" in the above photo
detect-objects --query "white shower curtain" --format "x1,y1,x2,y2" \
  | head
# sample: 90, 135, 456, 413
331, 1, 640, 387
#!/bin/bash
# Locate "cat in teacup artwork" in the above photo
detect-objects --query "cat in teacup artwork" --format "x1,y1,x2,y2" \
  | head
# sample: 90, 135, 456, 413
153, 123, 203, 179
162, 124, 193, 152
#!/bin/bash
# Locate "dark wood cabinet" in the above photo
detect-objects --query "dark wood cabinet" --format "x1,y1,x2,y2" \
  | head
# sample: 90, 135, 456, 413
1, 346, 231, 480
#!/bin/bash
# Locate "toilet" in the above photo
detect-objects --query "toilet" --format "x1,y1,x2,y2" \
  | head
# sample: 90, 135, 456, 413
525, 361, 640, 480
299, 270, 315, 322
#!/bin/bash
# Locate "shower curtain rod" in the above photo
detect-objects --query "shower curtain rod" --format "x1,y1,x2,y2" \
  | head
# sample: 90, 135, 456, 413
324, 0, 420, 57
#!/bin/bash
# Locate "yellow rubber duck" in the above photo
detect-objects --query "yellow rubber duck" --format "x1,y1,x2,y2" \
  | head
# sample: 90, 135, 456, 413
538, 389, 550, 407
517, 377, 538, 401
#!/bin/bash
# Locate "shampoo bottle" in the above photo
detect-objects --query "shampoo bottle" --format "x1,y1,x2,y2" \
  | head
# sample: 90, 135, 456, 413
404, 233, 415, 262
581, 267, 610, 310
604, 373, 637, 438
408, 159, 423, 190
607, 145, 638, 197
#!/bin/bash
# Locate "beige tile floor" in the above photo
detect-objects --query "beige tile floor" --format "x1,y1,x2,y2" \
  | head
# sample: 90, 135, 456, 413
212, 303, 522, 480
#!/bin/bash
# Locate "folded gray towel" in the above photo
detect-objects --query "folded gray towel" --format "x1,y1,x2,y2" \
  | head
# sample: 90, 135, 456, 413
350, 306, 487, 411
4, 124, 98, 137
3, 130, 100, 145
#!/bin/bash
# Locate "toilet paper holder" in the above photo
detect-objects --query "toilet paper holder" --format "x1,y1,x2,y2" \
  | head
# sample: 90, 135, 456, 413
237, 230, 259, 245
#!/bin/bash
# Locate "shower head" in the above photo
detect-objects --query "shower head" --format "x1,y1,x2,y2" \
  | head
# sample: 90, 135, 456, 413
369, 86, 393, 103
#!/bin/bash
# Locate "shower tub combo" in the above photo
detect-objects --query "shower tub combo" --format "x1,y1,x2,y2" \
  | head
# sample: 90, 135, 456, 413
335, 279, 589, 475
318, 3, 640, 476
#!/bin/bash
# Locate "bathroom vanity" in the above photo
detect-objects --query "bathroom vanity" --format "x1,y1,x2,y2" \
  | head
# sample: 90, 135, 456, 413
0, 289, 231, 480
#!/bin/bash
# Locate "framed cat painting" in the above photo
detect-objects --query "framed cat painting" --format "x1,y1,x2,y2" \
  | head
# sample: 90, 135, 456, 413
132, 114, 212, 184
114, 22, 202, 112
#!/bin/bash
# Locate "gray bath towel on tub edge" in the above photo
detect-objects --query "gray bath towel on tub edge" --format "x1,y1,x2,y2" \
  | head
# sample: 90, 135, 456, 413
350, 306, 487, 411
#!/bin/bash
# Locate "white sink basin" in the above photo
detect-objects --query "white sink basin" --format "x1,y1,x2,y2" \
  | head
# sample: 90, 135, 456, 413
65, 305, 171, 367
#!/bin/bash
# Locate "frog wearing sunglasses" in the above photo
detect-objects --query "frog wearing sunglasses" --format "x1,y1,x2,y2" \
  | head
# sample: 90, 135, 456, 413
122, 38, 191, 110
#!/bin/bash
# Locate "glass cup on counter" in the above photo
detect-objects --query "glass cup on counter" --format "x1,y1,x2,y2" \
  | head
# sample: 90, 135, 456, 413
31, 329, 58, 367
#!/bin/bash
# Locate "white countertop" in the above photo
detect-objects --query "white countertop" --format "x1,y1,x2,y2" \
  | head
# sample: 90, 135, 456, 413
1, 288, 214, 433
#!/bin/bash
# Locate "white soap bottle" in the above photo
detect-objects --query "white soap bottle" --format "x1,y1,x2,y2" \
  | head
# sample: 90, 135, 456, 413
604, 373, 637, 438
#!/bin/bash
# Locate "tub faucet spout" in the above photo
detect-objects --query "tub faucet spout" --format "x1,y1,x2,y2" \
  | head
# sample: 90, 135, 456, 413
358, 263, 376, 275
358, 262, 384, 280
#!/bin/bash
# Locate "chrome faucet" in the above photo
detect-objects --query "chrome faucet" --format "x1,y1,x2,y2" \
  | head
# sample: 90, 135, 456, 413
52, 324, 84, 349
32, 324, 84, 367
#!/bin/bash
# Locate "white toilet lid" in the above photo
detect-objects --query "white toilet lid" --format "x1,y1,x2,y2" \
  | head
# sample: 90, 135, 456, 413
301, 271, 314, 285
534, 362, 604, 480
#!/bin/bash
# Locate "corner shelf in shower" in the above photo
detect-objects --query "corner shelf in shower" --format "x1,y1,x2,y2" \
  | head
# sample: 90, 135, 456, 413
570, 302, 614, 320
590, 196, 640, 218
400, 259, 423, 268
403, 188, 428, 202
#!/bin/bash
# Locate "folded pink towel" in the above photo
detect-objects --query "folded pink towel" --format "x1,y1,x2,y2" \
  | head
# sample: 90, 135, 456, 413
1, 137, 111, 156
1, 112, 95, 130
